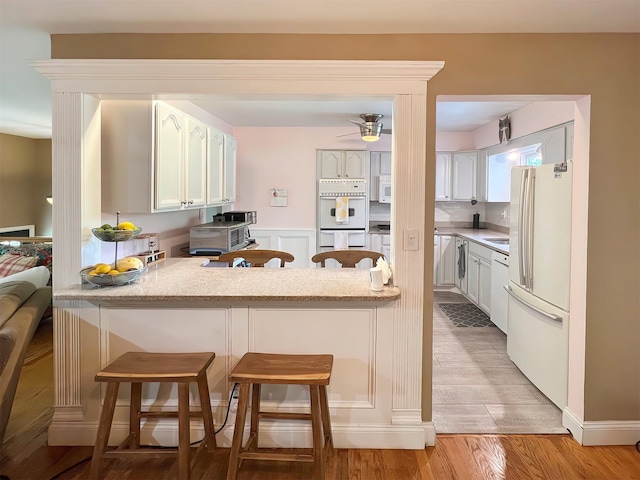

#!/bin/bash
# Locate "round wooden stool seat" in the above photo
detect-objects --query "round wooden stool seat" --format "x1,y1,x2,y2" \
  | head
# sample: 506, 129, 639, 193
89, 351, 217, 480
226, 352, 334, 480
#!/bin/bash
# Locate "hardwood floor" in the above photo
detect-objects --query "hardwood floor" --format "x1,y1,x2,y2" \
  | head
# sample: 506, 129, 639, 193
1, 318, 639, 480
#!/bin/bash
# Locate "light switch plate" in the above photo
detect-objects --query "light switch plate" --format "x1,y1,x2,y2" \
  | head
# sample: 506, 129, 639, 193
404, 229, 419, 251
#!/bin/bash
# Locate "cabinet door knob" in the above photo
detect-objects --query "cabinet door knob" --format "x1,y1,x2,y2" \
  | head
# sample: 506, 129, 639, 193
188, 200, 194, 205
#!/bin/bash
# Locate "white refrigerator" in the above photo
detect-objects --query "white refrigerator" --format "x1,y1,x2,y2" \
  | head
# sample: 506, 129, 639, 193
507, 162, 572, 409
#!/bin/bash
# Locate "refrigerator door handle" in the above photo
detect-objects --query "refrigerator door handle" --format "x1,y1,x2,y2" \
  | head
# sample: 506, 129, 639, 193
504, 285, 563, 323
526, 169, 536, 290
518, 169, 528, 287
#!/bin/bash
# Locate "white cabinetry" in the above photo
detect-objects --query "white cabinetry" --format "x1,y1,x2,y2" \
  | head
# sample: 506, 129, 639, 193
154, 102, 208, 211
451, 151, 478, 201
206, 130, 236, 206
369, 233, 391, 264
467, 241, 492, 315
434, 235, 456, 286
540, 125, 566, 165
436, 151, 478, 201
435, 152, 451, 201
319, 150, 368, 179
479, 149, 511, 202
102, 100, 211, 213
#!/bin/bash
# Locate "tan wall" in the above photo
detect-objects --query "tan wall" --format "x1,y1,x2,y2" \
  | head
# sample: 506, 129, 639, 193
0, 134, 52, 236
51, 33, 640, 422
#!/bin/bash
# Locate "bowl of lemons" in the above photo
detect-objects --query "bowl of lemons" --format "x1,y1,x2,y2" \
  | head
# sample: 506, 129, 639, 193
81, 257, 147, 286
92, 221, 142, 242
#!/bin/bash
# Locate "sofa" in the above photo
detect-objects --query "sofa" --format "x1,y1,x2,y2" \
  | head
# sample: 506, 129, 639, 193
0, 242, 53, 444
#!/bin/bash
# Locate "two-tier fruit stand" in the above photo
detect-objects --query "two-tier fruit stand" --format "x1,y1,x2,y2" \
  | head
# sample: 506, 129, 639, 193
81, 212, 147, 286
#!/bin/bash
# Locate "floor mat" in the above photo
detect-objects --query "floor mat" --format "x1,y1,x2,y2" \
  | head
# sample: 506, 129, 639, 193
437, 303, 496, 328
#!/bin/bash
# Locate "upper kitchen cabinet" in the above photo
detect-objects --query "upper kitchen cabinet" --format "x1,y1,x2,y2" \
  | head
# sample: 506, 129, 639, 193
539, 125, 566, 165
318, 150, 368, 179
451, 151, 478, 201
207, 128, 237, 206
155, 105, 208, 211
102, 100, 209, 213
435, 151, 478, 201
435, 152, 452, 201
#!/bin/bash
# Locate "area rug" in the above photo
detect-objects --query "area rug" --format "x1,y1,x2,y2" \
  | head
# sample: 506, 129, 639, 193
436, 303, 496, 328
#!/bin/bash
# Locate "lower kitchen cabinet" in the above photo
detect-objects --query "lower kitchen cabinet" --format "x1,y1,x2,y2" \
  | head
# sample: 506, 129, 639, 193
467, 241, 492, 315
434, 235, 456, 287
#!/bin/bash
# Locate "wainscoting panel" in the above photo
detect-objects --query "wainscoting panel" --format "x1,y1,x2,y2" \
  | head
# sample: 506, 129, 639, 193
250, 229, 316, 268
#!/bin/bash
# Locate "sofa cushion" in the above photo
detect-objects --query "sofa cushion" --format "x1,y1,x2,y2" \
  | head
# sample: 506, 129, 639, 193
0, 254, 39, 278
0, 281, 37, 328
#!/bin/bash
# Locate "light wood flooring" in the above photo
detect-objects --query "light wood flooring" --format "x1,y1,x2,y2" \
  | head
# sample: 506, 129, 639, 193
2, 315, 640, 479
433, 290, 567, 434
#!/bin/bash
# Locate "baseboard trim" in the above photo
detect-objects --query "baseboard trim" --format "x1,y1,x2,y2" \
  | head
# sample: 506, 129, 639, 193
423, 421, 436, 446
563, 408, 640, 445
48, 421, 426, 449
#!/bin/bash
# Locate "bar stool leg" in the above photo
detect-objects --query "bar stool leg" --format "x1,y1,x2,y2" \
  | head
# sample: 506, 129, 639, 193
319, 385, 333, 455
248, 383, 261, 452
89, 382, 119, 480
177, 383, 191, 480
309, 385, 325, 480
227, 383, 250, 480
196, 373, 217, 452
129, 382, 142, 449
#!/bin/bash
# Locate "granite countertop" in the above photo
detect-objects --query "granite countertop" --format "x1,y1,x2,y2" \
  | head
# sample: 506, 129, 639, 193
54, 258, 401, 303
435, 227, 509, 254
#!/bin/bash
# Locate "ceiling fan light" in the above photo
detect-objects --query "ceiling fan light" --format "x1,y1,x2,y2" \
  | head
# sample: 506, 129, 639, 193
360, 123, 382, 141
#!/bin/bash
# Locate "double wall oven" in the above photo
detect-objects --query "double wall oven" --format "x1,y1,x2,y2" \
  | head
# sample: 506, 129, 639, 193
317, 179, 368, 249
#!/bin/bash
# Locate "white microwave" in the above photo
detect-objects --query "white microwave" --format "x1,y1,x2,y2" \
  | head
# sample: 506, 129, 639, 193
378, 175, 392, 203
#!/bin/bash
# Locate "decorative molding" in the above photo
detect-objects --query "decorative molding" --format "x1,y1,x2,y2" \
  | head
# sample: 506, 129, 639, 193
49, 421, 427, 449
32, 60, 445, 86
424, 421, 437, 447
392, 93, 427, 413
53, 304, 83, 409
563, 408, 640, 446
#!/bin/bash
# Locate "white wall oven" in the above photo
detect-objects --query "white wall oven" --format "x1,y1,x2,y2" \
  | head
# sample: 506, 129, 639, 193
317, 179, 367, 249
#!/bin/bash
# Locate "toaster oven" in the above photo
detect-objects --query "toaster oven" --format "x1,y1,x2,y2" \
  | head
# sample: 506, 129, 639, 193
189, 221, 250, 255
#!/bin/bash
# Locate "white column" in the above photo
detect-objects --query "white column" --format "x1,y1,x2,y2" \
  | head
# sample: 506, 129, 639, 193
391, 93, 427, 425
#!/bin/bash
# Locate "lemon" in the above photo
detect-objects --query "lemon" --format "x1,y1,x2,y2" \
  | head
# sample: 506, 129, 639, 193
117, 221, 136, 231
95, 264, 111, 274
108, 269, 120, 275
116, 257, 144, 272
88, 269, 99, 277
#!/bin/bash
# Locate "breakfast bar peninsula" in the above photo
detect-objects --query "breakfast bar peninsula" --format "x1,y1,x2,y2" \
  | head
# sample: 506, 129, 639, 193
51, 259, 423, 449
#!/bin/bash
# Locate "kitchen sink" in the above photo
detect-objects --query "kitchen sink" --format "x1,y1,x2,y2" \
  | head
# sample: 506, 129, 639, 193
483, 237, 509, 244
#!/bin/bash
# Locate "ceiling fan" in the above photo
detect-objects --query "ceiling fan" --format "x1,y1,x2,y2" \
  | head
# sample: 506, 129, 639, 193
338, 114, 392, 142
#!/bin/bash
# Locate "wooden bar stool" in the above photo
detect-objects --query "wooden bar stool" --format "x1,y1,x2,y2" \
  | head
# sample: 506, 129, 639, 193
89, 351, 217, 480
226, 352, 334, 480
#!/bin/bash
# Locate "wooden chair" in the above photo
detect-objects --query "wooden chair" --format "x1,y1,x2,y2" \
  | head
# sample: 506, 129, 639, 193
218, 249, 294, 267
311, 249, 383, 268
226, 352, 333, 480
89, 352, 217, 480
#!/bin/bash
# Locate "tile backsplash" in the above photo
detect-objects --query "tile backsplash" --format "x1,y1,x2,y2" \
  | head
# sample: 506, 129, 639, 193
435, 201, 509, 232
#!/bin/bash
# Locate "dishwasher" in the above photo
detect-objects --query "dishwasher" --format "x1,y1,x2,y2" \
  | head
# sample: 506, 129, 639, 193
490, 251, 509, 334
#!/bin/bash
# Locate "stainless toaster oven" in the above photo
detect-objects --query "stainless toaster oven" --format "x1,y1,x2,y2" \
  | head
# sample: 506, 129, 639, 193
189, 221, 250, 255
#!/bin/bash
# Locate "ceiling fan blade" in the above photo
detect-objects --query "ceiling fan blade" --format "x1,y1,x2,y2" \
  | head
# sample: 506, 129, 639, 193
336, 132, 360, 138
347, 119, 366, 127
381, 128, 392, 135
